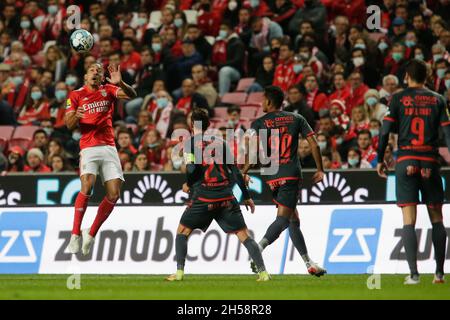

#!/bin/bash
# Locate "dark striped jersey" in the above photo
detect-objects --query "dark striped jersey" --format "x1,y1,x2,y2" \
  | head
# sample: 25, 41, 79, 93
184, 134, 249, 202
382, 87, 450, 161
250, 110, 314, 183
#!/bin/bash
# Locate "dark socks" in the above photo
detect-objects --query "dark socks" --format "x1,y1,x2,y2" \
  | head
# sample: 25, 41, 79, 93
261, 216, 290, 248
244, 238, 266, 272
289, 220, 308, 256
176, 234, 188, 271
402, 224, 419, 276
432, 222, 447, 276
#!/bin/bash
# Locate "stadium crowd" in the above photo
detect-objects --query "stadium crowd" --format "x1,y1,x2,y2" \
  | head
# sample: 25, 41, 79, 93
0, 0, 450, 174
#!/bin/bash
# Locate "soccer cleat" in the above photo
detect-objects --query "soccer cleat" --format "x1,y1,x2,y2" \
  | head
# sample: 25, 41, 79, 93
81, 228, 95, 256
256, 271, 271, 282
165, 270, 184, 281
404, 274, 420, 285
432, 274, 445, 284
68, 234, 81, 254
306, 261, 327, 277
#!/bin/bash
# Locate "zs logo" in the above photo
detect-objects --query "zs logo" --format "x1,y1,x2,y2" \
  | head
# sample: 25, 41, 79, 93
0, 212, 47, 273
325, 209, 382, 274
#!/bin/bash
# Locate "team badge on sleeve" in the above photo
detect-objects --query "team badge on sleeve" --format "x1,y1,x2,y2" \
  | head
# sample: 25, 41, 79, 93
66, 98, 71, 109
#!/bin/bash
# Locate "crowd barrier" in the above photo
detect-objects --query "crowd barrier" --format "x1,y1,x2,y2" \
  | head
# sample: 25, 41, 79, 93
1, 169, 449, 206
0, 204, 449, 274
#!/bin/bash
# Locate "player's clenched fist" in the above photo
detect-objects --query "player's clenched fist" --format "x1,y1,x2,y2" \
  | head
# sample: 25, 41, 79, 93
75, 107, 85, 119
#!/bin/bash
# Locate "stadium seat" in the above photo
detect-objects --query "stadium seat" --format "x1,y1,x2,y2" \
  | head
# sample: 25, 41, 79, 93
221, 92, 247, 105
0, 125, 15, 141
240, 106, 259, 119
213, 107, 228, 119
9, 138, 33, 151
205, 36, 215, 46
184, 10, 198, 24
439, 147, 450, 164
236, 78, 255, 92
246, 92, 264, 106
0, 138, 8, 152
12, 125, 40, 140
149, 11, 162, 28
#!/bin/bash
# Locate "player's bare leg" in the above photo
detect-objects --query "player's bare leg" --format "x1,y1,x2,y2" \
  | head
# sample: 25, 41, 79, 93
236, 228, 270, 281
401, 206, 420, 284
69, 174, 96, 254
290, 209, 326, 277
166, 224, 192, 281
427, 205, 447, 284
81, 178, 122, 255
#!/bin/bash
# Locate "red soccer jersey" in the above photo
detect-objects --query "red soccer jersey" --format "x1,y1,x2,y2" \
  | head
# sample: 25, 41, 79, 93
66, 84, 119, 150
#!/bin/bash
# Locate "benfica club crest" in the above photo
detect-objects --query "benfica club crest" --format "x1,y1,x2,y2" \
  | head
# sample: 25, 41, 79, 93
101, 89, 107, 97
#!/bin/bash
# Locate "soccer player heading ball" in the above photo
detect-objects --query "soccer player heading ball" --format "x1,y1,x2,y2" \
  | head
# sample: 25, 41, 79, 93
377, 59, 450, 285
65, 63, 136, 255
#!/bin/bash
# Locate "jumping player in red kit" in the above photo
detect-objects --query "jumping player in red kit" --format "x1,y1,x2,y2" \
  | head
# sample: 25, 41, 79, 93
65, 63, 136, 255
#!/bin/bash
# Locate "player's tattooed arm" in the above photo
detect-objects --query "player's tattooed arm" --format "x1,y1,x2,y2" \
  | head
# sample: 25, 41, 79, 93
117, 79, 137, 99
64, 107, 84, 130
106, 64, 137, 99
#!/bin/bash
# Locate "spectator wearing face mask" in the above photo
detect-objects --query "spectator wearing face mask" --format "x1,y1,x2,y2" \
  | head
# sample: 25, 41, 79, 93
153, 90, 174, 138
316, 131, 341, 165
17, 85, 50, 125
342, 147, 371, 169
364, 89, 388, 122
18, 15, 43, 57
383, 43, 407, 82
434, 58, 449, 94
24, 148, 51, 173
214, 22, 246, 96
49, 81, 68, 128
346, 47, 379, 88
369, 118, 381, 150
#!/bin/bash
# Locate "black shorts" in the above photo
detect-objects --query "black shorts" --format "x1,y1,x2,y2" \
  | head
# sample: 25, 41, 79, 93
395, 159, 444, 207
269, 179, 300, 210
180, 198, 247, 233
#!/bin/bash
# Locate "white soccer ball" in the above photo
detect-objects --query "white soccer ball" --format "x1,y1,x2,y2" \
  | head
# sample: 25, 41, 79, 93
70, 29, 94, 53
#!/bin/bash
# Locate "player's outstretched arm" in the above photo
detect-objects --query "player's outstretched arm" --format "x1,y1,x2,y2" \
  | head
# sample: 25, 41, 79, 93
106, 64, 137, 99
306, 135, 325, 183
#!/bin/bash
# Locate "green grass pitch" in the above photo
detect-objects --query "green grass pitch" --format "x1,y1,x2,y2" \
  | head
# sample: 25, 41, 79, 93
0, 274, 448, 300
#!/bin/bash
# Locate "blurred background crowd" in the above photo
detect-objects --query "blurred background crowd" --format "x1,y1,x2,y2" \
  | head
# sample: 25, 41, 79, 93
0, 0, 450, 174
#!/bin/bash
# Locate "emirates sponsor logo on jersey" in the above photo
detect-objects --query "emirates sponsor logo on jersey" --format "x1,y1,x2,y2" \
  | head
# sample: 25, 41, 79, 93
82, 100, 110, 114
